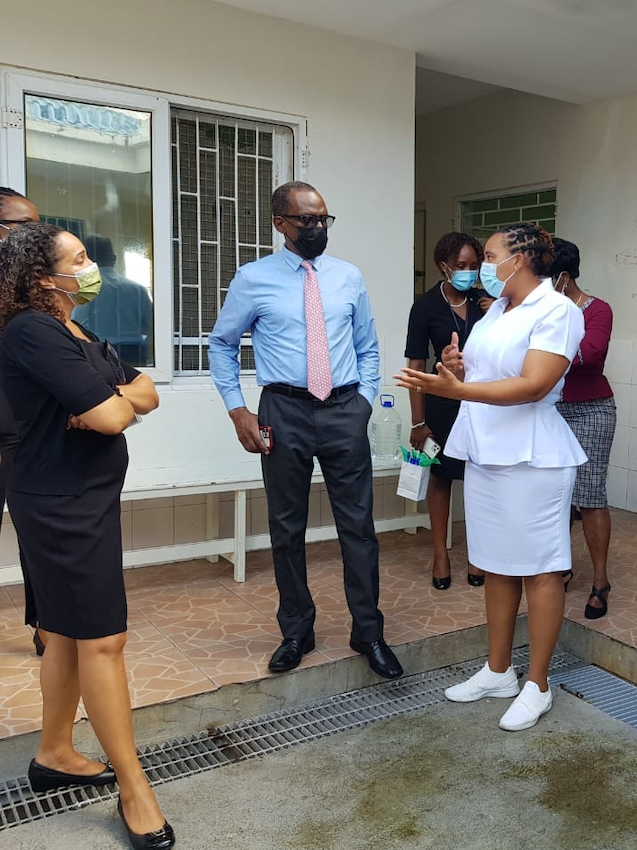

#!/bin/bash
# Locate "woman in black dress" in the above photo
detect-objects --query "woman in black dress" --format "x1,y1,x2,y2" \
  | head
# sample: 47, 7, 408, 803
0, 187, 47, 654
405, 232, 490, 589
0, 224, 174, 850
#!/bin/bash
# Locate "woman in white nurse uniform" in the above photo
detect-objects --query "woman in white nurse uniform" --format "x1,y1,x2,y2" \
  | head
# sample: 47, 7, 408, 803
396, 223, 586, 731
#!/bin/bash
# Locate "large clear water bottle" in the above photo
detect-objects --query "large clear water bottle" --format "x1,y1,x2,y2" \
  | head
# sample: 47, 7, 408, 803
370, 394, 402, 460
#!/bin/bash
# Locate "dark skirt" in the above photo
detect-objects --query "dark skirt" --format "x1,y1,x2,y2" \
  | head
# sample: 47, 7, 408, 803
425, 395, 465, 481
8, 484, 127, 640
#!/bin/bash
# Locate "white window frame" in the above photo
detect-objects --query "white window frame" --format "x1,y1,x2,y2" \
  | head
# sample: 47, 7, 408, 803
0, 67, 307, 386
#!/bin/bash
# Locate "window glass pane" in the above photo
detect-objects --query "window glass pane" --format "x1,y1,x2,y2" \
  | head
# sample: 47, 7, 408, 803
460, 189, 557, 241
24, 95, 154, 367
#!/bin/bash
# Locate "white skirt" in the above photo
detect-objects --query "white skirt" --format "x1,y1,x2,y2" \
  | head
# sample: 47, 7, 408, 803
464, 461, 576, 576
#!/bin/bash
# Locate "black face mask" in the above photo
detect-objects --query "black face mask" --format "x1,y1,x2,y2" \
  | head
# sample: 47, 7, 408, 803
292, 226, 328, 260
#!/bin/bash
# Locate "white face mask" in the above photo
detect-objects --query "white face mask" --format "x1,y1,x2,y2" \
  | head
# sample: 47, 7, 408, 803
553, 272, 567, 294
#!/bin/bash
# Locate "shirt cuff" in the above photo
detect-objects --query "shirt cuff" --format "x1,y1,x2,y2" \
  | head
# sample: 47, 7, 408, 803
223, 389, 247, 412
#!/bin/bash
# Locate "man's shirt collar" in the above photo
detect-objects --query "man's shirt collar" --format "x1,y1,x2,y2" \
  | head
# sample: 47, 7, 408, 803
280, 245, 325, 272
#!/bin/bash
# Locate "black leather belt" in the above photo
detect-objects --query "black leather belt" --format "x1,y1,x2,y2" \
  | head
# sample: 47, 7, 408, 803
264, 382, 359, 401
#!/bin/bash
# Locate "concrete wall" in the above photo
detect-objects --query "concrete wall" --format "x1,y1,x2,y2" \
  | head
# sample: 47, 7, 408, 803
416, 89, 637, 511
0, 0, 416, 580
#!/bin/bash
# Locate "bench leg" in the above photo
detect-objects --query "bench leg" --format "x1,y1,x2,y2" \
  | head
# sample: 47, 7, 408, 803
404, 498, 418, 535
205, 493, 219, 563
233, 489, 247, 582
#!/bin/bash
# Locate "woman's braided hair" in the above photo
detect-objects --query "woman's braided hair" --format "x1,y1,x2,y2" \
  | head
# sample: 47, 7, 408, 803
0, 222, 64, 328
497, 223, 554, 277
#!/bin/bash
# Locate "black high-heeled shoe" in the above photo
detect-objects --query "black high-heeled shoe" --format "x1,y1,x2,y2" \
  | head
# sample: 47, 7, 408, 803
561, 570, 574, 593
467, 571, 485, 587
33, 629, 45, 657
118, 799, 176, 850
28, 758, 116, 793
432, 575, 451, 590
584, 584, 611, 620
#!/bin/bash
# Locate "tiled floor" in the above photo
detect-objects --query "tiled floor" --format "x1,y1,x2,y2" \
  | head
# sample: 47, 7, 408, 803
0, 508, 634, 739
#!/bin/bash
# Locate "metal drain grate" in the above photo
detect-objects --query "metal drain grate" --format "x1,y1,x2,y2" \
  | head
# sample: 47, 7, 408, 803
549, 665, 637, 728
0, 647, 585, 831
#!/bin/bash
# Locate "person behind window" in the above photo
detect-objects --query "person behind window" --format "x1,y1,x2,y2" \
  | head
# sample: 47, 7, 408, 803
396, 223, 585, 732
0, 187, 48, 656
73, 234, 152, 366
404, 232, 491, 590
209, 180, 403, 681
0, 223, 173, 850
550, 238, 616, 619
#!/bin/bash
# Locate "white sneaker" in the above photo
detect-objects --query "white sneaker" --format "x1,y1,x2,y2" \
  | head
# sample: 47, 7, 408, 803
444, 662, 520, 703
499, 681, 553, 731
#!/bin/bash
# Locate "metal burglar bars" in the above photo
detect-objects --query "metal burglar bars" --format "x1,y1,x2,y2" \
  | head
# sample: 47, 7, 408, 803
171, 109, 294, 376
0, 648, 591, 832
460, 187, 557, 243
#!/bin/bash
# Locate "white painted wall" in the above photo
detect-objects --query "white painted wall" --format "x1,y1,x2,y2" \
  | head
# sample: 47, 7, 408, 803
0, 0, 416, 579
416, 89, 637, 510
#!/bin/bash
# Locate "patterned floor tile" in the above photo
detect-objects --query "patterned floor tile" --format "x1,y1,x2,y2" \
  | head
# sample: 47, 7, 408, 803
0, 507, 635, 740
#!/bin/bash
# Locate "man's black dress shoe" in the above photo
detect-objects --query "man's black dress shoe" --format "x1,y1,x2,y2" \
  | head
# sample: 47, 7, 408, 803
118, 798, 176, 850
28, 758, 116, 793
268, 634, 316, 673
349, 638, 404, 679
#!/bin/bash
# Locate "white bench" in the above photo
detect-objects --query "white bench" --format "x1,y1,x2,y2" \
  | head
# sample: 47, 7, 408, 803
120, 461, 450, 582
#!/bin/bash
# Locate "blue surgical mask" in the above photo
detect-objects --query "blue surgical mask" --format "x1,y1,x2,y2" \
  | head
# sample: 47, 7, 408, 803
480, 255, 516, 299
450, 269, 479, 292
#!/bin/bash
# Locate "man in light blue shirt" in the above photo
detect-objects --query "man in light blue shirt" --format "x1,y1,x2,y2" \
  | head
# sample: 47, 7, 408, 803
209, 181, 403, 680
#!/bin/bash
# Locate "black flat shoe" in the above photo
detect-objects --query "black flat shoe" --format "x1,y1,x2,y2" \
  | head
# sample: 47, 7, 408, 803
268, 634, 315, 673
432, 576, 451, 590
467, 572, 485, 587
349, 638, 403, 679
28, 758, 116, 793
584, 584, 611, 620
562, 570, 574, 593
33, 629, 45, 657
118, 799, 175, 850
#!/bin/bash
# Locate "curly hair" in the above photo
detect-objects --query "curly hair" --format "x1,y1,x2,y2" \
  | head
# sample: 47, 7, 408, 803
548, 237, 580, 280
0, 222, 65, 328
498, 223, 554, 277
433, 232, 484, 271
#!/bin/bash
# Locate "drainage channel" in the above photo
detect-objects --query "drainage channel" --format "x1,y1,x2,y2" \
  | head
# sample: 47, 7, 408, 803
0, 646, 600, 831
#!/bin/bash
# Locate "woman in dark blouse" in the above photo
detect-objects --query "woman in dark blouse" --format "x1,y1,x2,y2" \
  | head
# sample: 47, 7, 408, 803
0, 224, 174, 850
405, 232, 490, 589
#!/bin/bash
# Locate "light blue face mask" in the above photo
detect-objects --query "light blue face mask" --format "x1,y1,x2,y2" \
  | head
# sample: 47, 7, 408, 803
480, 255, 516, 299
450, 269, 479, 292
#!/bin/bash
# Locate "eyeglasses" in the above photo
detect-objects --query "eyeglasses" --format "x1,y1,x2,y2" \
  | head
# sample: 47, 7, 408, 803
0, 220, 33, 228
278, 214, 336, 229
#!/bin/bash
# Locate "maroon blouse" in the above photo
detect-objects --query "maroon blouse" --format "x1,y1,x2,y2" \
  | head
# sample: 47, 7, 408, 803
561, 296, 613, 403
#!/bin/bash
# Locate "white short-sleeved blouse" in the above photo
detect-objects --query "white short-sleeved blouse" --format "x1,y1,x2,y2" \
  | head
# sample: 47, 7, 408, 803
445, 279, 587, 468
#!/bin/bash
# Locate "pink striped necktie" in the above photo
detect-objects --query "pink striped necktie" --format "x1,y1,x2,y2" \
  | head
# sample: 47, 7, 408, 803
301, 259, 333, 401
